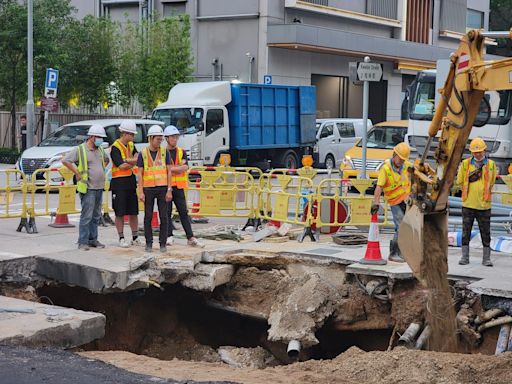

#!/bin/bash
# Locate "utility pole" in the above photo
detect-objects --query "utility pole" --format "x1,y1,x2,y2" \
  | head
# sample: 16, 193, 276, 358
26, 0, 35, 149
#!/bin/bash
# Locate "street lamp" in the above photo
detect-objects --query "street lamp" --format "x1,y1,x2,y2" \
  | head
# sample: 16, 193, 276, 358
246, 52, 254, 83
26, 0, 35, 148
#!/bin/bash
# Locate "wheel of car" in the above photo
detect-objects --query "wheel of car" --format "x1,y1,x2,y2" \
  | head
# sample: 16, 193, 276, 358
325, 154, 335, 170
280, 150, 299, 170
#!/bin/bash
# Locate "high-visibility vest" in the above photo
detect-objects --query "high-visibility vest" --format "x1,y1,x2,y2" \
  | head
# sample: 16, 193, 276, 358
461, 158, 493, 202
111, 139, 137, 178
381, 159, 411, 206
170, 147, 188, 189
141, 147, 168, 188
76, 143, 106, 194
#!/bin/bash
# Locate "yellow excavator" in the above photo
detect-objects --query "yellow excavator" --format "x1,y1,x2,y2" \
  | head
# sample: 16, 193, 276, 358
398, 29, 512, 285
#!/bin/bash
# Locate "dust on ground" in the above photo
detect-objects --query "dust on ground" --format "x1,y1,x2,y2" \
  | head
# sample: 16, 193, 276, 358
81, 346, 512, 384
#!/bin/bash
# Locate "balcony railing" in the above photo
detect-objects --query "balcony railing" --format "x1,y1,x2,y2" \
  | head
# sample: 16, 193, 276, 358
302, 0, 329, 5
366, 0, 397, 20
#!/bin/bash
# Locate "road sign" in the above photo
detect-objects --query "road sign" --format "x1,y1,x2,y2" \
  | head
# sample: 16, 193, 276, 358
263, 75, 272, 85
40, 97, 59, 112
356, 62, 382, 82
45, 68, 59, 98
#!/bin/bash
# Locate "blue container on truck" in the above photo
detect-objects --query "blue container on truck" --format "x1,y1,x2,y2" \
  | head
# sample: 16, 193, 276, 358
152, 81, 317, 169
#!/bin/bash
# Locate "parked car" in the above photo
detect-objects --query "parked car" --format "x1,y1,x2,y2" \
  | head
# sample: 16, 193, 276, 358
313, 118, 372, 169
340, 120, 409, 179
17, 119, 164, 185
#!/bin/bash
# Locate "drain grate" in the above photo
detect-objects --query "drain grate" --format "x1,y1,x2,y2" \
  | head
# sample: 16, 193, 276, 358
306, 247, 343, 256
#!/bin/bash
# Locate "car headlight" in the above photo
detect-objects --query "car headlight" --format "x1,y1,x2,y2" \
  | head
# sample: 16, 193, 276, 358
342, 155, 354, 169
190, 144, 201, 160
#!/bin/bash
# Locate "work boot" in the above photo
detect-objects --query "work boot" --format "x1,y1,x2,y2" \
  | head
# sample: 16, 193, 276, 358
459, 245, 470, 265
388, 240, 405, 263
482, 247, 493, 267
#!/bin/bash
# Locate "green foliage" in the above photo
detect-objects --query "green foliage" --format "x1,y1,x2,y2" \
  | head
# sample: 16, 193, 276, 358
0, 147, 20, 164
488, 0, 512, 56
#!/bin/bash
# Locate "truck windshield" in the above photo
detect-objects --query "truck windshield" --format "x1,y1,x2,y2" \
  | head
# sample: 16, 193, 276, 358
39, 125, 89, 147
151, 108, 204, 133
409, 78, 512, 125
357, 126, 407, 149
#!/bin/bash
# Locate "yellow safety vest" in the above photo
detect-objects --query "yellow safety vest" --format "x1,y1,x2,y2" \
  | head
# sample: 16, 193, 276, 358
111, 139, 137, 178
141, 147, 168, 188
76, 143, 106, 194
170, 147, 188, 189
379, 159, 411, 206
460, 158, 495, 209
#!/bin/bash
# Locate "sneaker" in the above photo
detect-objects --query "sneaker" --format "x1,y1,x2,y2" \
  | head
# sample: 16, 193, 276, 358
78, 244, 90, 251
119, 238, 130, 248
145, 244, 153, 253
160, 245, 167, 253
166, 236, 174, 246
131, 237, 144, 246
187, 237, 205, 248
89, 240, 105, 249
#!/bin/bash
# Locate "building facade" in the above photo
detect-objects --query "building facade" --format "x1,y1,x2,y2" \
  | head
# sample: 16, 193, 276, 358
70, 0, 490, 123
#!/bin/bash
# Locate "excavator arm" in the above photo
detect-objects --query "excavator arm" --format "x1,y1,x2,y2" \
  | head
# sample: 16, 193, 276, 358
398, 29, 512, 284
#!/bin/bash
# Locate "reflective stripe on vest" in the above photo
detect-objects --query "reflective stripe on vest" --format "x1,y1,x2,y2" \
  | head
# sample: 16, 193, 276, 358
382, 159, 410, 206
142, 147, 168, 188
461, 158, 492, 202
76, 143, 106, 194
171, 147, 188, 189
111, 140, 137, 178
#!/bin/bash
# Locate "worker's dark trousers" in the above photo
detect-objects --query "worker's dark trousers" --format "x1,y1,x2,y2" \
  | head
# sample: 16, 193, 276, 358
462, 207, 491, 247
167, 187, 194, 239
143, 187, 168, 246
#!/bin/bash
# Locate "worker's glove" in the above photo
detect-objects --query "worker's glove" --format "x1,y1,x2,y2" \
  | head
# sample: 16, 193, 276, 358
370, 204, 380, 215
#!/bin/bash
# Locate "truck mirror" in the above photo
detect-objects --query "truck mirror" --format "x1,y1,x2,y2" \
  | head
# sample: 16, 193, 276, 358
196, 122, 204, 132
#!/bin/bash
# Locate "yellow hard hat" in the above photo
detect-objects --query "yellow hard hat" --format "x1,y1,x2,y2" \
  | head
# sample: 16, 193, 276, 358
469, 137, 487, 153
393, 142, 410, 161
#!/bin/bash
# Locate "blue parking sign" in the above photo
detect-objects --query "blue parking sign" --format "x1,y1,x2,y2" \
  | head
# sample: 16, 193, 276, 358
263, 75, 272, 85
45, 68, 59, 89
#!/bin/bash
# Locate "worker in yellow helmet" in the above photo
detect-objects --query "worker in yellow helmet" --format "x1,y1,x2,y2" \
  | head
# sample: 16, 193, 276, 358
456, 137, 496, 267
372, 142, 412, 262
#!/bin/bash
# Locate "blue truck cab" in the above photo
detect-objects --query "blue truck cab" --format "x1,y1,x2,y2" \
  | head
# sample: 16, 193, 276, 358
152, 82, 316, 169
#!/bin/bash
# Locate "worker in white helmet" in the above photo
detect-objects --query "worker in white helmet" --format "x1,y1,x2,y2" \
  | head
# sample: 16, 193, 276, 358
137, 125, 173, 253
110, 120, 142, 248
62, 124, 110, 250
163, 125, 205, 248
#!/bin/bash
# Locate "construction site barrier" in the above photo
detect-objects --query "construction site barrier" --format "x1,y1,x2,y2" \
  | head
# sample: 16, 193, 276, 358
187, 166, 262, 220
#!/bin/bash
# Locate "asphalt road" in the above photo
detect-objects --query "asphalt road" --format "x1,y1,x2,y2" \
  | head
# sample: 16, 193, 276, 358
0, 345, 233, 384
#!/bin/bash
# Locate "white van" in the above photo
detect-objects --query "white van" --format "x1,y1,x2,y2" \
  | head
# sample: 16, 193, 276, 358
313, 118, 372, 169
18, 119, 164, 185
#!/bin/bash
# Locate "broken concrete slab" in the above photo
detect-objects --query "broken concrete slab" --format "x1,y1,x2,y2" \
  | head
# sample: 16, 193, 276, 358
467, 279, 512, 299
181, 264, 234, 292
0, 252, 36, 283
217, 346, 279, 369
0, 295, 105, 348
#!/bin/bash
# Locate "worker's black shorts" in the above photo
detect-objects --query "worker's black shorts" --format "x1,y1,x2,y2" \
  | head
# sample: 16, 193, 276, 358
112, 189, 139, 217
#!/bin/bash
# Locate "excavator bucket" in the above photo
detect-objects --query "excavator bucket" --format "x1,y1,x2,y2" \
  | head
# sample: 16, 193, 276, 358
398, 205, 448, 286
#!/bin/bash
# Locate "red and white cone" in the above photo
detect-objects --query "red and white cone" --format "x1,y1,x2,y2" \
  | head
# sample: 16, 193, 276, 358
49, 213, 75, 228
359, 213, 387, 265
151, 211, 160, 230
190, 178, 208, 224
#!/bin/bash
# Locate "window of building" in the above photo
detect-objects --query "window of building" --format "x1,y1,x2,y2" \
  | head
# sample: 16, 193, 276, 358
467, 9, 483, 30
206, 109, 224, 135
337, 122, 355, 138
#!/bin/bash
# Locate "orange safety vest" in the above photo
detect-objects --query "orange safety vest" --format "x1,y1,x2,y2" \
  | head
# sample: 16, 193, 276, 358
381, 159, 411, 206
461, 158, 492, 202
141, 147, 168, 188
170, 147, 188, 189
111, 139, 137, 178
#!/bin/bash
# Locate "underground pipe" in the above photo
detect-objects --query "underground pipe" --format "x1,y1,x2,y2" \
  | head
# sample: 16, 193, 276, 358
495, 324, 511, 355
414, 325, 431, 350
287, 340, 301, 359
475, 308, 504, 325
397, 323, 422, 348
508, 327, 512, 352
477, 316, 512, 332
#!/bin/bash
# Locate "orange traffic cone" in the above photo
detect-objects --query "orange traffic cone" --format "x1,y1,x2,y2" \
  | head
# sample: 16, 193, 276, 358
359, 213, 386, 265
151, 211, 160, 230
124, 215, 129, 223
190, 178, 209, 224
49, 213, 75, 228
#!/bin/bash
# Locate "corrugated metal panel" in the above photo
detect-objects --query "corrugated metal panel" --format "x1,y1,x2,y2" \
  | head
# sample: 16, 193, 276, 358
440, 0, 466, 32
302, 0, 329, 6
366, 0, 398, 19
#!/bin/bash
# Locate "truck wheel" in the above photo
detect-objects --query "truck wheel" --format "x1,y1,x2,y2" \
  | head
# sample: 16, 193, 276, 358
280, 150, 299, 170
325, 154, 335, 170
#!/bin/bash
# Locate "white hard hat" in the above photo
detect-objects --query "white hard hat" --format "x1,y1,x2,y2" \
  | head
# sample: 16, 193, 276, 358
164, 125, 180, 137
119, 120, 137, 134
147, 125, 164, 137
87, 124, 107, 138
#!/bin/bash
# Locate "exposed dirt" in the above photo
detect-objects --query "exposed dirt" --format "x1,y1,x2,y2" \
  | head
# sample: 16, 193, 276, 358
391, 281, 428, 331
0, 283, 39, 302
81, 346, 512, 384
